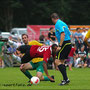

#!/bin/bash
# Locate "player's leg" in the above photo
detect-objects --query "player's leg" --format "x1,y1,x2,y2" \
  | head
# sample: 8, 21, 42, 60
36, 61, 51, 81
36, 61, 44, 79
20, 62, 33, 80
21, 48, 32, 64
55, 59, 68, 81
55, 43, 71, 85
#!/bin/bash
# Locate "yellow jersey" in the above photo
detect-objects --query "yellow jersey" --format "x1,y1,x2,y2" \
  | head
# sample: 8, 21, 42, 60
86, 30, 90, 39
28, 40, 43, 46
28, 40, 43, 63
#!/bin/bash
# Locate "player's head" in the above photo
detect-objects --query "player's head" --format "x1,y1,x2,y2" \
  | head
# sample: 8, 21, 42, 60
49, 27, 54, 32
22, 34, 28, 45
76, 28, 81, 32
82, 27, 86, 32
52, 44, 58, 54
51, 13, 59, 24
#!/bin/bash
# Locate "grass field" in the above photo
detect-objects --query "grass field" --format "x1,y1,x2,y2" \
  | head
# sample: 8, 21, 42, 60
0, 67, 90, 90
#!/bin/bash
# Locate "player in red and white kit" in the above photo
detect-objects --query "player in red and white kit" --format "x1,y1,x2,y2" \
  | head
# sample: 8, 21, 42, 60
15, 44, 57, 81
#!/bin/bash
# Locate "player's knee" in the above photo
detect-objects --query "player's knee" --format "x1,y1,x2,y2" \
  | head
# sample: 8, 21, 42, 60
55, 60, 60, 65
36, 72, 42, 79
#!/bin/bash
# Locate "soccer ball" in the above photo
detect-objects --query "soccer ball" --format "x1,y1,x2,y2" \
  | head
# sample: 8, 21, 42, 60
30, 76, 40, 85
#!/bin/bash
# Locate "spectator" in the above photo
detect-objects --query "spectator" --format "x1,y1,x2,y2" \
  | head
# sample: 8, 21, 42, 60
70, 31, 75, 45
82, 27, 88, 54
86, 49, 90, 68
82, 27, 88, 41
74, 46, 86, 68
39, 35, 45, 44
0, 41, 5, 68
74, 28, 83, 53
74, 57, 85, 68
0, 57, 5, 68
7, 45, 16, 54
8, 37, 22, 48
48, 27, 56, 45
68, 44, 76, 71
44, 36, 50, 46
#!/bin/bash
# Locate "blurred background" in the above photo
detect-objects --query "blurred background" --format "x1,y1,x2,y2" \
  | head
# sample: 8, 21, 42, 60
0, 0, 90, 32
0, 0, 90, 69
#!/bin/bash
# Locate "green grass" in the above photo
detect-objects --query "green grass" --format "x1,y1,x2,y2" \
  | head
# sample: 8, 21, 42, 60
0, 67, 90, 90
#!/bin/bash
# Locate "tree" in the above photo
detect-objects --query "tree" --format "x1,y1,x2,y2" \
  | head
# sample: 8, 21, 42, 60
0, 0, 22, 32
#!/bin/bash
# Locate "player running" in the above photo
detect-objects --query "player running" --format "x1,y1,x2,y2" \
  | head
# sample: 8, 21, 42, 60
51, 13, 72, 85
84, 29, 90, 47
15, 44, 57, 81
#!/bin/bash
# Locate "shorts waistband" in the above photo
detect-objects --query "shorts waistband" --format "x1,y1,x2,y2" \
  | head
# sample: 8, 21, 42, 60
64, 40, 71, 43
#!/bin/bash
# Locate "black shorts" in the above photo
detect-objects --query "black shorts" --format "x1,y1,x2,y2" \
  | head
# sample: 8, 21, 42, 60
56, 40, 72, 60
20, 45, 32, 64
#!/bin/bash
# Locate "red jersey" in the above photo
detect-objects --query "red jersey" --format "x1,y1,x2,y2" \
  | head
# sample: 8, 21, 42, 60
69, 47, 75, 57
30, 45, 52, 63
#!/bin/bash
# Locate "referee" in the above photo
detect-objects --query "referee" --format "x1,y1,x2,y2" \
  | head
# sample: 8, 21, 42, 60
51, 13, 72, 85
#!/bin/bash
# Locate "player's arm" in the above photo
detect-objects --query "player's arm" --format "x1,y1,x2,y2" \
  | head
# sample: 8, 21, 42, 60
43, 61, 49, 76
59, 32, 65, 46
43, 61, 55, 81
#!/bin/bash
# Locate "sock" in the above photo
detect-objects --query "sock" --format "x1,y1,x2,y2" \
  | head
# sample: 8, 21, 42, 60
23, 70, 32, 79
58, 64, 68, 81
43, 76, 50, 81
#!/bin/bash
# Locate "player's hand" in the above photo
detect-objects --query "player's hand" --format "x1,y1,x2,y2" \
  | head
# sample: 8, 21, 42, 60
20, 64, 24, 69
47, 75, 55, 81
55, 66, 59, 71
57, 47, 61, 51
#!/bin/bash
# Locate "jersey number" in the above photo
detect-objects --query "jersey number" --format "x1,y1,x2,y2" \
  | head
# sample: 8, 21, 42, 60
37, 46, 49, 52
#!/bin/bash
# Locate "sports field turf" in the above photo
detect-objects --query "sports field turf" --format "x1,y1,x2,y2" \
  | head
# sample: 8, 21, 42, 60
0, 67, 90, 90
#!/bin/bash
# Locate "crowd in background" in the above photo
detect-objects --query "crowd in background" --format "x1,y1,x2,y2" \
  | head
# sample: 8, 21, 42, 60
0, 27, 90, 70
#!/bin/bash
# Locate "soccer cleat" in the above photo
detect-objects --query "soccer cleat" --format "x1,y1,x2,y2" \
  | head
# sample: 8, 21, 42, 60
59, 79, 70, 86
28, 80, 30, 83
50, 76, 55, 82
27, 80, 32, 86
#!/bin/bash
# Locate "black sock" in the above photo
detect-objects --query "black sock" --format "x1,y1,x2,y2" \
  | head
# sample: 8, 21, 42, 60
58, 64, 68, 81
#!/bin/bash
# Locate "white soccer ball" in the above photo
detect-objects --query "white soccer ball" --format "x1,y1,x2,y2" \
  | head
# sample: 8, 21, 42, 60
30, 76, 40, 85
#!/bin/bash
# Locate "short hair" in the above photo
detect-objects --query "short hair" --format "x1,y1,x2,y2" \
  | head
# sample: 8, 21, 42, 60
52, 44, 58, 49
51, 13, 59, 19
39, 35, 45, 43
22, 34, 28, 38
76, 28, 80, 31
49, 27, 54, 31
82, 27, 86, 29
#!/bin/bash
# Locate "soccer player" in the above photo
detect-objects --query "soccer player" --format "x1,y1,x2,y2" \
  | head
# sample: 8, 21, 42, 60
22, 34, 43, 46
51, 13, 72, 85
15, 44, 57, 81
19, 34, 54, 82
84, 29, 90, 47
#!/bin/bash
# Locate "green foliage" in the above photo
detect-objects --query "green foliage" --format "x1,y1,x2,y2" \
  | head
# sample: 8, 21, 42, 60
0, 0, 90, 31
